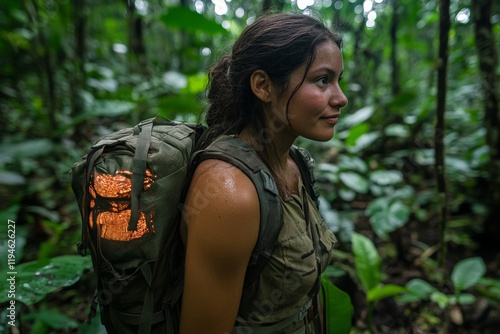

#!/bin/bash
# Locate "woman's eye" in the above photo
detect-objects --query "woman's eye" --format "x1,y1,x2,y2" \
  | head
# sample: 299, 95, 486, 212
317, 77, 328, 84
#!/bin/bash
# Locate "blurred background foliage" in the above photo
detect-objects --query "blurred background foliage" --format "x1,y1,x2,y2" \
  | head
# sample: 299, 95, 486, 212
0, 0, 499, 333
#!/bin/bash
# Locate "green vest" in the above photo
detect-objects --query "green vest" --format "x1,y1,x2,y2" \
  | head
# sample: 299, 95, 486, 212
235, 178, 337, 333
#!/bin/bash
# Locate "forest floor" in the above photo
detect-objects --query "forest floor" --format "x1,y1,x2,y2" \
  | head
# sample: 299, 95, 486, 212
339, 216, 500, 334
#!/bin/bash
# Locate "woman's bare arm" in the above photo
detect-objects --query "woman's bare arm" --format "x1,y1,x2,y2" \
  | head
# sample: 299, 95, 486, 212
179, 159, 260, 334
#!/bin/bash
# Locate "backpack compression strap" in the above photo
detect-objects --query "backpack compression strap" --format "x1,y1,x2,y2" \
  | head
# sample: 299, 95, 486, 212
129, 119, 154, 231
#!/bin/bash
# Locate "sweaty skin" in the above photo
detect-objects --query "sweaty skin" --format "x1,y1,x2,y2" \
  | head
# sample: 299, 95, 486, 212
180, 159, 260, 334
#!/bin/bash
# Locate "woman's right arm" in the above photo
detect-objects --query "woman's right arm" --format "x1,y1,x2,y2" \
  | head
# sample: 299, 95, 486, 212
179, 159, 260, 334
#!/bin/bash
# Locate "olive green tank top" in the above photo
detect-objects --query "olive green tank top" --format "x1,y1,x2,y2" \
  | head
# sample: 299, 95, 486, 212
235, 177, 337, 333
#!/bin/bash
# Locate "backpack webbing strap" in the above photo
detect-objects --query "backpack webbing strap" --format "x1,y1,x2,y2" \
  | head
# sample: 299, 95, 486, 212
138, 262, 154, 333
129, 120, 154, 231
77, 145, 105, 257
289, 146, 320, 208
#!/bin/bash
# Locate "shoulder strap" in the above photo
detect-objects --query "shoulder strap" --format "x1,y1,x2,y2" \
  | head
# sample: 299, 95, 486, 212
290, 145, 325, 333
189, 136, 282, 285
289, 145, 320, 209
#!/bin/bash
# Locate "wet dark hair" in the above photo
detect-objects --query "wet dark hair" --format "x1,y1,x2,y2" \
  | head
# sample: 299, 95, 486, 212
205, 13, 342, 139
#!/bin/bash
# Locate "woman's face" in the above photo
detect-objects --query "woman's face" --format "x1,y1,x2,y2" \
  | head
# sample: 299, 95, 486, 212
269, 40, 348, 143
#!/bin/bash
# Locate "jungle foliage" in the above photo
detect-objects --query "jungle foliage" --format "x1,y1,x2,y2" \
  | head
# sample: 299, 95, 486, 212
0, 0, 499, 333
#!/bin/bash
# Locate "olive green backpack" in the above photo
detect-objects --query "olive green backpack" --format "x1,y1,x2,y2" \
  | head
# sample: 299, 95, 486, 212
71, 116, 321, 333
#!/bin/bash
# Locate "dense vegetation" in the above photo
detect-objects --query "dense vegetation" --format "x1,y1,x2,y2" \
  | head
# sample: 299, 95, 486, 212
0, 0, 499, 333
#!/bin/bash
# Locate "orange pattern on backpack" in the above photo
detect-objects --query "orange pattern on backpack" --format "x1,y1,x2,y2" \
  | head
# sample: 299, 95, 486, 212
89, 169, 155, 241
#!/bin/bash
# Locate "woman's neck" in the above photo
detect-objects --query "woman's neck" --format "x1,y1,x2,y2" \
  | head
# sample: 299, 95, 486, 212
239, 125, 296, 168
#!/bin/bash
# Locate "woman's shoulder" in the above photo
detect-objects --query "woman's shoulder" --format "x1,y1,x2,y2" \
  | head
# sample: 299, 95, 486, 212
184, 158, 260, 223
182, 158, 260, 265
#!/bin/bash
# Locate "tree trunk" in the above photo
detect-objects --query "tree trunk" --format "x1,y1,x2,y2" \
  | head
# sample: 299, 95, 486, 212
435, 0, 450, 268
390, 0, 400, 96
71, 0, 86, 142
25, 0, 58, 134
124, 0, 147, 74
472, 0, 500, 243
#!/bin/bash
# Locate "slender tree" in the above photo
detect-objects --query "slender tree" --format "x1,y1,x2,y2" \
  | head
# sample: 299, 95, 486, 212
472, 0, 500, 244
435, 0, 450, 269
390, 0, 400, 95
70, 0, 86, 142
124, 0, 147, 74
25, 0, 58, 134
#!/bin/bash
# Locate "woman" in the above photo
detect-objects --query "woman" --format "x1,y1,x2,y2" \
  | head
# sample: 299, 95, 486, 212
180, 13, 348, 333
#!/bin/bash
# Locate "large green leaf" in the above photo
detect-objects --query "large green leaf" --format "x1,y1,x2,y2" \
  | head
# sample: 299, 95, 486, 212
0, 171, 25, 185
345, 123, 370, 147
369, 170, 403, 186
351, 232, 381, 291
341, 106, 375, 127
451, 257, 486, 292
0, 255, 92, 306
339, 172, 369, 194
367, 284, 407, 302
161, 6, 228, 36
368, 199, 410, 239
320, 274, 353, 334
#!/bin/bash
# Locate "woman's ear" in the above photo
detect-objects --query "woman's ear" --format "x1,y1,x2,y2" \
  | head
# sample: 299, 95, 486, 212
250, 70, 272, 103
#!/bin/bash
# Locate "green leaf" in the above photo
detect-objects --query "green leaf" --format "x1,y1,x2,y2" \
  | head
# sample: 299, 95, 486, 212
451, 257, 486, 292
339, 172, 369, 194
369, 170, 403, 186
320, 274, 353, 334
345, 123, 370, 148
406, 278, 438, 298
183, 73, 208, 94
384, 124, 410, 138
388, 201, 410, 228
450, 293, 476, 305
367, 284, 407, 302
0, 171, 25, 185
80, 307, 107, 334
161, 6, 228, 36
338, 154, 368, 173
430, 291, 450, 309
342, 106, 374, 127
351, 232, 381, 291
398, 278, 437, 303
323, 265, 346, 278
368, 199, 410, 240
24, 310, 79, 330
352, 132, 382, 152
0, 255, 92, 306
365, 197, 389, 216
